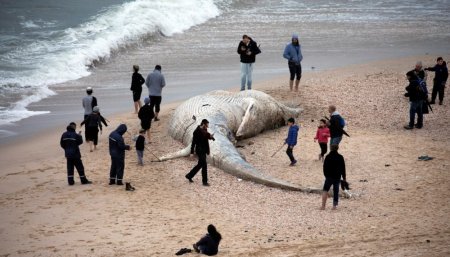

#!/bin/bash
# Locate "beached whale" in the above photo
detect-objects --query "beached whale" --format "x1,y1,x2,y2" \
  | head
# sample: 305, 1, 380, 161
159, 90, 322, 193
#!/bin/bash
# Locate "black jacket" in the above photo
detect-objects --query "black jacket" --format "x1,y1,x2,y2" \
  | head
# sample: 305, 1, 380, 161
138, 104, 154, 124
130, 72, 145, 92
135, 135, 145, 151
425, 63, 448, 83
81, 113, 108, 130
60, 126, 83, 159
323, 150, 346, 180
237, 39, 261, 63
190, 126, 213, 155
328, 114, 343, 138
405, 79, 423, 101
196, 234, 221, 256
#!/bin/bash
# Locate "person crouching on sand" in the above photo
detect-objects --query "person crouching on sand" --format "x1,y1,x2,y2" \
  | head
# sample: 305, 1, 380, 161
109, 124, 131, 186
321, 144, 346, 210
314, 119, 330, 161
60, 122, 91, 185
284, 117, 299, 166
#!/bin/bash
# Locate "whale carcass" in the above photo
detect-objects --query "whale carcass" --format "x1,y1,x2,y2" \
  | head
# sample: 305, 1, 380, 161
160, 90, 321, 193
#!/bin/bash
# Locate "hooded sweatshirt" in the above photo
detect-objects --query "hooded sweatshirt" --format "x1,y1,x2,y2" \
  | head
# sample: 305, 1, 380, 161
109, 124, 129, 159
285, 124, 299, 146
60, 126, 83, 159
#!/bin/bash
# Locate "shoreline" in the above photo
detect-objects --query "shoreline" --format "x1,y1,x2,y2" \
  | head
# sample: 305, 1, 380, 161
1, 54, 450, 256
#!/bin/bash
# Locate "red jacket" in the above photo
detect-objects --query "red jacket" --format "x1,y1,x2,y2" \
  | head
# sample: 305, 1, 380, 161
315, 127, 330, 143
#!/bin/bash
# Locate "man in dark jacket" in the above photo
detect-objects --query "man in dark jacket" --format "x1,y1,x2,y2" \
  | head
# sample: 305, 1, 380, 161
425, 57, 448, 105
138, 97, 154, 141
320, 144, 346, 210
327, 105, 345, 145
109, 124, 131, 185
185, 119, 215, 186
237, 35, 261, 91
404, 71, 425, 129
130, 65, 145, 114
60, 122, 91, 185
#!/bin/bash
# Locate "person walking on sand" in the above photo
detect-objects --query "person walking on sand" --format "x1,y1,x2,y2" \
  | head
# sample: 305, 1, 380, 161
327, 105, 345, 145
109, 124, 131, 186
284, 117, 299, 166
283, 33, 303, 92
404, 71, 426, 129
145, 65, 166, 121
135, 129, 146, 166
320, 144, 346, 210
138, 97, 154, 141
314, 119, 330, 161
130, 65, 145, 114
81, 106, 108, 152
185, 119, 215, 186
425, 57, 448, 105
237, 34, 261, 91
193, 224, 222, 256
82, 87, 97, 120
60, 122, 92, 185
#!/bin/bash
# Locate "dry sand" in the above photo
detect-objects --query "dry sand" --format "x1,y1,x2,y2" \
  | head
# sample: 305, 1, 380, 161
1, 55, 449, 256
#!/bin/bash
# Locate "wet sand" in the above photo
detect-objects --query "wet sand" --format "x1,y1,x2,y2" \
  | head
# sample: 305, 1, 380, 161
0, 55, 449, 256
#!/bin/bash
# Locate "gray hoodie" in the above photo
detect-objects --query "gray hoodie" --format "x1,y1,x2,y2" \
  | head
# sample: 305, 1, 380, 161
145, 69, 166, 96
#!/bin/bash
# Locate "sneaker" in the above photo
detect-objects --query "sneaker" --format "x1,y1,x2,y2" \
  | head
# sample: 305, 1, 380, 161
404, 125, 414, 130
202, 183, 210, 187
185, 175, 193, 183
289, 160, 297, 166
414, 124, 423, 129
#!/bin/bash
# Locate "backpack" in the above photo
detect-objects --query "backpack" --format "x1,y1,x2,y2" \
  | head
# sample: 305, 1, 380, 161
417, 78, 428, 99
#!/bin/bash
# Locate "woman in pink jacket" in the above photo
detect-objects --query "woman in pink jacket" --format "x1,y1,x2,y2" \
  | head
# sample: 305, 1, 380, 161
314, 119, 330, 161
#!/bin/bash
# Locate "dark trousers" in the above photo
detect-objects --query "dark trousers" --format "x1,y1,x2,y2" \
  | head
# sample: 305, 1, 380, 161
288, 61, 302, 80
110, 157, 125, 182
286, 146, 296, 163
431, 81, 445, 102
67, 158, 86, 184
149, 95, 162, 113
186, 152, 208, 184
323, 177, 341, 206
319, 143, 327, 157
409, 100, 423, 127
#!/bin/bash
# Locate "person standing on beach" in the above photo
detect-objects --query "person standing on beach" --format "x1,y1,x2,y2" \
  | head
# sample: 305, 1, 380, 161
185, 119, 215, 186
320, 144, 346, 210
237, 34, 261, 91
82, 87, 97, 120
109, 124, 131, 186
138, 97, 154, 141
130, 65, 145, 114
284, 118, 299, 166
81, 106, 108, 152
283, 33, 303, 92
135, 129, 146, 166
327, 105, 345, 145
314, 119, 330, 162
404, 71, 425, 129
145, 65, 166, 121
60, 122, 92, 185
425, 57, 448, 105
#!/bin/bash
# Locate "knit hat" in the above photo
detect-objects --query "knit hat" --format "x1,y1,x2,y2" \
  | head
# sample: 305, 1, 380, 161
86, 87, 93, 92
292, 33, 299, 40
93, 106, 100, 113
144, 97, 150, 104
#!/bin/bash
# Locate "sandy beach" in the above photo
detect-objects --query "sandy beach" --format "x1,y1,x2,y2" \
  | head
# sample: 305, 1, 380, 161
1, 55, 449, 256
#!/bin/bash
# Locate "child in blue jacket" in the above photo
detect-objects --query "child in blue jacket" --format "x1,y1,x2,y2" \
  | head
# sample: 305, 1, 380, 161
285, 118, 299, 166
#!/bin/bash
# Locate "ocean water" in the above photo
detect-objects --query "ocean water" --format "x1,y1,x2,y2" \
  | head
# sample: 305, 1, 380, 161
0, 0, 449, 142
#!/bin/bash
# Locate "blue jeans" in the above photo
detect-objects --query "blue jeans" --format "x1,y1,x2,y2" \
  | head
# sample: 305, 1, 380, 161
240, 63, 253, 90
409, 100, 423, 127
330, 136, 342, 145
323, 177, 341, 206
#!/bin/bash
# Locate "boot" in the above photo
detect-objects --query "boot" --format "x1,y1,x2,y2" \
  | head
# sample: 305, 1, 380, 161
125, 182, 135, 191
81, 177, 92, 184
116, 180, 124, 186
109, 179, 116, 185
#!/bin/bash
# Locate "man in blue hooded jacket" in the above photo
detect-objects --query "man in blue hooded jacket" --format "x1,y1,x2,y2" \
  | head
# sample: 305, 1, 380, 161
109, 124, 131, 185
60, 122, 91, 185
283, 33, 303, 92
